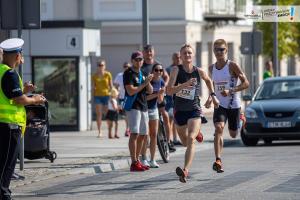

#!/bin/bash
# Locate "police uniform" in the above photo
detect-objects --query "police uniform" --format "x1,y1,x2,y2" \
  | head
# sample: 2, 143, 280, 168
0, 38, 26, 200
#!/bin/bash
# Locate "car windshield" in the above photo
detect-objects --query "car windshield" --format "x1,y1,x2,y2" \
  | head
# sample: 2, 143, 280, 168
255, 80, 300, 100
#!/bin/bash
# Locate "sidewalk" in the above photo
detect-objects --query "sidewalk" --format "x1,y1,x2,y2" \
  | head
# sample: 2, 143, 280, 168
11, 115, 238, 188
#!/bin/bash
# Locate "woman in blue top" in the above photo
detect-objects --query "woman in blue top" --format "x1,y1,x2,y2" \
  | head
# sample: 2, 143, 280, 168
141, 63, 165, 168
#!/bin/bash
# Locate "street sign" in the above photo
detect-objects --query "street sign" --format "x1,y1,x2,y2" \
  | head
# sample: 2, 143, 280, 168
0, 0, 41, 29
241, 31, 263, 54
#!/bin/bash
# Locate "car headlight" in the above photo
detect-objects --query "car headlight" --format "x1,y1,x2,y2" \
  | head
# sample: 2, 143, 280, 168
245, 107, 258, 119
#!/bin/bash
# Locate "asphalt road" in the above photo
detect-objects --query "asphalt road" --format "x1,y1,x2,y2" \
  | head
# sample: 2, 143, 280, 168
13, 140, 300, 200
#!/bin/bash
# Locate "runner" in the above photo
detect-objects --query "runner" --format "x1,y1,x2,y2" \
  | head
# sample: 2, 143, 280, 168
205, 39, 249, 173
123, 51, 153, 172
167, 44, 219, 183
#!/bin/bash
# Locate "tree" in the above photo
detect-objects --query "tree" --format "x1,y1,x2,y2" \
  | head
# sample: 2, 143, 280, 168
255, 0, 300, 59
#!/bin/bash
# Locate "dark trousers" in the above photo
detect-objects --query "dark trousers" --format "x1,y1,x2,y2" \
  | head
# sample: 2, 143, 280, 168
0, 122, 21, 200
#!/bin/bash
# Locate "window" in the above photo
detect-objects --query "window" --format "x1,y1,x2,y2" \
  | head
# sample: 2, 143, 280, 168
33, 57, 78, 128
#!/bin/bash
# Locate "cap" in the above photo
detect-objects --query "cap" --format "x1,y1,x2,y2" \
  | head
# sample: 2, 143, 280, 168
131, 51, 143, 60
0, 38, 24, 53
143, 44, 154, 51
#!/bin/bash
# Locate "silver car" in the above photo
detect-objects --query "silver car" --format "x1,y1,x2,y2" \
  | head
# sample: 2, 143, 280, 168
241, 76, 300, 146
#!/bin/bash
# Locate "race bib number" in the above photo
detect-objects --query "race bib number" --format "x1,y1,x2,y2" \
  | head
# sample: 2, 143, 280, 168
215, 81, 229, 92
176, 88, 195, 100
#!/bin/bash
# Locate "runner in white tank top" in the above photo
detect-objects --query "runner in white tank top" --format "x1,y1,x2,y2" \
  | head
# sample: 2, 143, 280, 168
212, 59, 240, 109
205, 39, 249, 173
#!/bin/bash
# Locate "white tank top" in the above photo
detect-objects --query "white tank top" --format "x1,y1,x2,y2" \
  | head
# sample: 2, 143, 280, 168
212, 60, 240, 109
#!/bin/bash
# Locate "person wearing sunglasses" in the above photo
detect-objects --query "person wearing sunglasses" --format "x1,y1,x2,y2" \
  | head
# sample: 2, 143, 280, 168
205, 39, 249, 173
167, 44, 219, 183
141, 45, 174, 166
92, 59, 113, 138
123, 51, 153, 172
140, 63, 166, 168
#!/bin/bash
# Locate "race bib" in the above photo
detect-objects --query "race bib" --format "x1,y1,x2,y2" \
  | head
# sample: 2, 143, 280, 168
176, 87, 195, 100
215, 81, 229, 92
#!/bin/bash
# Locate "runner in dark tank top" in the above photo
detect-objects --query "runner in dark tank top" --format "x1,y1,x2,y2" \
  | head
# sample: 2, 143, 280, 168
166, 44, 219, 183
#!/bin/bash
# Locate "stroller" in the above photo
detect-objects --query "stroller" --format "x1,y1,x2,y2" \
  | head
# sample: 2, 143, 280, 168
24, 101, 57, 163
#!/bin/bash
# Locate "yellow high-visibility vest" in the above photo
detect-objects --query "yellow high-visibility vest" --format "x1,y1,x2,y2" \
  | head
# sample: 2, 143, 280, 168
0, 64, 26, 135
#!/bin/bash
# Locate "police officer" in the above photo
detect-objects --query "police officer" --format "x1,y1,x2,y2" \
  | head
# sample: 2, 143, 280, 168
0, 38, 46, 200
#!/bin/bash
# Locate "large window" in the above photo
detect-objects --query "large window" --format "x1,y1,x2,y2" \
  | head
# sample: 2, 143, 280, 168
33, 57, 78, 130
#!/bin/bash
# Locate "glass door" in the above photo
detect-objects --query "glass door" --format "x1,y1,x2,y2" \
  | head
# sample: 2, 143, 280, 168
32, 57, 79, 131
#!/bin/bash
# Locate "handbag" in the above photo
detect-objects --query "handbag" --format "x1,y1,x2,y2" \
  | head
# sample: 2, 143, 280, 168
123, 71, 142, 111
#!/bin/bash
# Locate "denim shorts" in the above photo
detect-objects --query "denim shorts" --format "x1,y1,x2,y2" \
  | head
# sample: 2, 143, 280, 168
94, 96, 109, 105
148, 108, 159, 121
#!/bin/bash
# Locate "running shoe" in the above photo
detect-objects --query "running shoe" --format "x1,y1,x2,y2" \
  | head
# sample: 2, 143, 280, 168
149, 160, 160, 168
196, 131, 204, 143
175, 167, 188, 183
138, 160, 150, 170
212, 160, 224, 173
130, 162, 145, 172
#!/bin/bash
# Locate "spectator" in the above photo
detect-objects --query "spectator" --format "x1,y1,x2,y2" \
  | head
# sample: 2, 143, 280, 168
114, 62, 131, 136
92, 59, 113, 138
124, 51, 153, 172
263, 60, 274, 80
165, 52, 182, 146
106, 87, 120, 139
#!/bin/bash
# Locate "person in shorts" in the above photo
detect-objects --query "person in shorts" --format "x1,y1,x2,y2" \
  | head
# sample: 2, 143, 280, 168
106, 87, 120, 139
123, 51, 153, 172
92, 59, 113, 138
205, 39, 249, 173
141, 63, 166, 168
167, 44, 219, 183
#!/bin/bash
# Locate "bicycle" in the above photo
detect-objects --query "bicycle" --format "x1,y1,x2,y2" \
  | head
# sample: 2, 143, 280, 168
157, 113, 170, 163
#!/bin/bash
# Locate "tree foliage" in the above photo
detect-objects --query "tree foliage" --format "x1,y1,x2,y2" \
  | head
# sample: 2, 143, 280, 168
254, 0, 300, 59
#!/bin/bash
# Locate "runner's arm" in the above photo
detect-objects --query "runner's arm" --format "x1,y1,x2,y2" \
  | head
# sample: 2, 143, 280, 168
166, 66, 190, 95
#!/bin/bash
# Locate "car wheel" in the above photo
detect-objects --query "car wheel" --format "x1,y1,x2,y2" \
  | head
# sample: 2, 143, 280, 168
263, 138, 272, 145
240, 128, 258, 146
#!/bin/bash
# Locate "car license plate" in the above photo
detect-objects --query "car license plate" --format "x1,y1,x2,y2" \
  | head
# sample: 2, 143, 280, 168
267, 121, 291, 128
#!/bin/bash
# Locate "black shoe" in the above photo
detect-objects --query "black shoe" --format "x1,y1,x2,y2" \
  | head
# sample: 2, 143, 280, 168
173, 140, 182, 146
168, 142, 176, 152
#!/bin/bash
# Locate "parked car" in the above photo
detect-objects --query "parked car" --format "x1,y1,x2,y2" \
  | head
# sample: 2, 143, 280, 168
241, 76, 300, 146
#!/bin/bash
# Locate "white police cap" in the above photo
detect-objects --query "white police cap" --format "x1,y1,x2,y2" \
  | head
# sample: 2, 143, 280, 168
0, 38, 24, 53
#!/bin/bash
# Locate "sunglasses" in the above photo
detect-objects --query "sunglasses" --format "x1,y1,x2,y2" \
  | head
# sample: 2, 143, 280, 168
214, 48, 226, 52
154, 69, 163, 73
98, 64, 105, 67
134, 58, 143, 62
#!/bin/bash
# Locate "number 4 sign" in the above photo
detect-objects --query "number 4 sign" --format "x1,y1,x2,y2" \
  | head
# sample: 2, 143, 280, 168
67, 35, 80, 49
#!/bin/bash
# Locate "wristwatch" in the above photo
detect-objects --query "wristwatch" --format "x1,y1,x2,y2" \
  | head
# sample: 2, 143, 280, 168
210, 92, 216, 97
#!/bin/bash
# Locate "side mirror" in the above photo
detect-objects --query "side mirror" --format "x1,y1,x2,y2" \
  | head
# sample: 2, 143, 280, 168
242, 94, 252, 101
